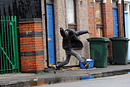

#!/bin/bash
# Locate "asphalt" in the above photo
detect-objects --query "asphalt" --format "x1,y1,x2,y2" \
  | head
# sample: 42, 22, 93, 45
0, 64, 130, 87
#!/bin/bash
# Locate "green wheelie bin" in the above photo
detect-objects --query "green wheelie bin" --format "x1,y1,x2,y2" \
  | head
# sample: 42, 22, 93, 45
110, 37, 129, 65
87, 37, 110, 68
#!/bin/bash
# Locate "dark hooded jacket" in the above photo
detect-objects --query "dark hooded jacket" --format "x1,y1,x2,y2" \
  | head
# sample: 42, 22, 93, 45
60, 28, 88, 50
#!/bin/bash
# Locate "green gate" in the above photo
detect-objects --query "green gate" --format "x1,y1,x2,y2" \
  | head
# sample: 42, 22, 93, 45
0, 16, 19, 74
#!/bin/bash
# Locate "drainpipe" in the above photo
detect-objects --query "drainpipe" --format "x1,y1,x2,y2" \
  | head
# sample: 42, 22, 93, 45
123, 0, 126, 37
44, 0, 49, 67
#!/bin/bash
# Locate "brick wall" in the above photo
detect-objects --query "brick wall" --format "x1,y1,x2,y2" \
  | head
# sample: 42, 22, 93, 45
87, 0, 97, 37
19, 18, 44, 73
118, 1, 125, 37
88, 0, 114, 38
102, 1, 113, 59
103, 1, 114, 38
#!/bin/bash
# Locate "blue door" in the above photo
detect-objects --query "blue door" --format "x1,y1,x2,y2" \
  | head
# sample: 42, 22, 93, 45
46, 5, 55, 66
113, 9, 118, 37
124, 13, 130, 60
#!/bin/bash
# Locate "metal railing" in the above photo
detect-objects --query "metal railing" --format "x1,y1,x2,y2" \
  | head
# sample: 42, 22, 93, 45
0, 16, 19, 74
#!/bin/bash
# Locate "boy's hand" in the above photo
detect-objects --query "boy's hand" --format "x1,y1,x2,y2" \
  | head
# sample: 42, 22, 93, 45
60, 27, 63, 30
88, 31, 92, 35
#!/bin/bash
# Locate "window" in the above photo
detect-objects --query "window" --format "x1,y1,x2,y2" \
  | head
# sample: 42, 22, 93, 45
67, 0, 76, 31
124, 4, 127, 12
112, 2, 117, 8
46, 0, 53, 3
112, 0, 118, 9
95, 2, 102, 24
95, 0, 103, 37
46, 0, 53, 4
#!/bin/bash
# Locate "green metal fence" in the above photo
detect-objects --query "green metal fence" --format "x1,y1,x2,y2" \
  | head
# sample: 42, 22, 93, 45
0, 16, 19, 74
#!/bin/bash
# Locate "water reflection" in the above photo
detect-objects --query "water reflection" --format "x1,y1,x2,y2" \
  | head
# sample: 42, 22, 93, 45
80, 76, 95, 80
31, 70, 130, 86
31, 76, 95, 86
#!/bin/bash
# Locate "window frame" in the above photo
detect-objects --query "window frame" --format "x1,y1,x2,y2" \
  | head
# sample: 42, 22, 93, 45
112, 0, 118, 9
95, 0, 104, 37
67, 0, 77, 31
46, 0, 53, 4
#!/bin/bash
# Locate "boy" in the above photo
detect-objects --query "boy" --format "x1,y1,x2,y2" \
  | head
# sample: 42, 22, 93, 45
52, 27, 92, 74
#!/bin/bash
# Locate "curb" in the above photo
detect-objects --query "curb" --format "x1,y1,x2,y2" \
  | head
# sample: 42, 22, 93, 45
0, 69, 130, 87
0, 80, 30, 87
89, 69, 130, 78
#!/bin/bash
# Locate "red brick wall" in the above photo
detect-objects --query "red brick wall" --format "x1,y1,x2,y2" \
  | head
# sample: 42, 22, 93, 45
118, 0, 124, 37
87, 0, 97, 37
103, 1, 114, 38
19, 19, 44, 73
103, 1, 113, 58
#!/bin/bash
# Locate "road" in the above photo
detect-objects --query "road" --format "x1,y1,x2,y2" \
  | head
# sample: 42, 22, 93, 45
40, 73, 130, 87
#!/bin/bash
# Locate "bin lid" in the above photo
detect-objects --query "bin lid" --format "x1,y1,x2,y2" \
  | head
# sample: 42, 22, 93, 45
87, 37, 110, 42
109, 37, 129, 41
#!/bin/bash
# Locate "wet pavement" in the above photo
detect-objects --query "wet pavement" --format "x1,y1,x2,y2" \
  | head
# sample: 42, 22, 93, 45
30, 76, 95, 86
30, 70, 130, 86
0, 64, 130, 87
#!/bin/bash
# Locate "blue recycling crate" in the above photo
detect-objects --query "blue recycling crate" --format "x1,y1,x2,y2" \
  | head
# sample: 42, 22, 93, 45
80, 59, 94, 69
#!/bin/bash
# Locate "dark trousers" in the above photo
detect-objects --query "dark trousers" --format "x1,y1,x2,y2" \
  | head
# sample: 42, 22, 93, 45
57, 49, 86, 68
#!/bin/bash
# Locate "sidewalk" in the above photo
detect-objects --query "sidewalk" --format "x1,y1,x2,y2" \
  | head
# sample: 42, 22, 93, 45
0, 64, 130, 86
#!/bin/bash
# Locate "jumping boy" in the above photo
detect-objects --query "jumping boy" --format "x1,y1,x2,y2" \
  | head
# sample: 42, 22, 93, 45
52, 27, 92, 74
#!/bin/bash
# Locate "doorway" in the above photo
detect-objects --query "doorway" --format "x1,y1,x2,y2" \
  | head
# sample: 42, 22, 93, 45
113, 9, 119, 37
46, 4, 55, 66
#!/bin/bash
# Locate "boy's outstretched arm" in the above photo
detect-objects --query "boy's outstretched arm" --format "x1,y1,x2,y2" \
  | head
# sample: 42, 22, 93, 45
60, 27, 67, 37
75, 30, 92, 36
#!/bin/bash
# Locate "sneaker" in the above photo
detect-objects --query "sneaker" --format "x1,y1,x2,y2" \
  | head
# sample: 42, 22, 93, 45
85, 62, 90, 69
52, 65, 57, 74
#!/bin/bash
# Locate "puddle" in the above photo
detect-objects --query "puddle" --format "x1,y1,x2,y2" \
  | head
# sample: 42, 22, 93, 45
30, 75, 95, 86
80, 76, 95, 80
30, 70, 130, 86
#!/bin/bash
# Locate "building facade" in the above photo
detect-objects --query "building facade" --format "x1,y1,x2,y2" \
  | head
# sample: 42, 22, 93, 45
0, 0, 125, 73
87, 0, 125, 62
